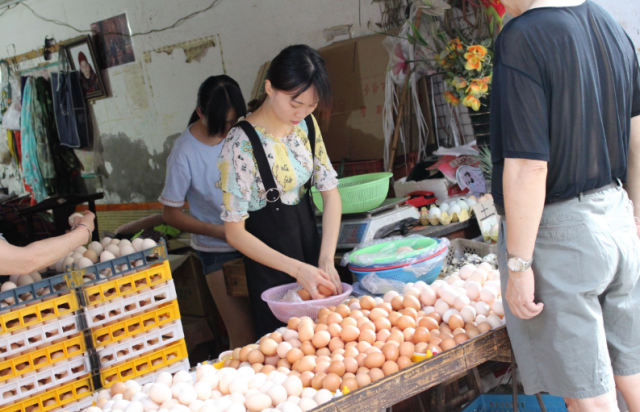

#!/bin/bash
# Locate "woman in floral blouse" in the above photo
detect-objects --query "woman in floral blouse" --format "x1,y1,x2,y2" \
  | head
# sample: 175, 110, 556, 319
218, 45, 342, 336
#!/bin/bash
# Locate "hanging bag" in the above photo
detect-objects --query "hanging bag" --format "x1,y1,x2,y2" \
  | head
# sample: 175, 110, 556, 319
51, 48, 90, 149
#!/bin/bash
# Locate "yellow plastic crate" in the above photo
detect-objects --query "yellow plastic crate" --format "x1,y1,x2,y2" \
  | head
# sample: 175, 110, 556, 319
84, 260, 172, 306
0, 314, 80, 360
0, 335, 85, 383
92, 300, 181, 347
0, 375, 92, 412
100, 339, 188, 387
0, 293, 79, 334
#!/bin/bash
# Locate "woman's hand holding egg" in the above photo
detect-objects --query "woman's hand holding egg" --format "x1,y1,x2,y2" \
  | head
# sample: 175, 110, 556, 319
318, 257, 343, 295
292, 263, 337, 300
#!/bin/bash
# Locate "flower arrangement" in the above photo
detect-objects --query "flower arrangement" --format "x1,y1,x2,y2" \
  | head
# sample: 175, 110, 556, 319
439, 37, 493, 111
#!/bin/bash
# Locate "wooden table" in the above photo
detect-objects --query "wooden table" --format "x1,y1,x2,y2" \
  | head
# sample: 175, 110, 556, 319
313, 326, 512, 412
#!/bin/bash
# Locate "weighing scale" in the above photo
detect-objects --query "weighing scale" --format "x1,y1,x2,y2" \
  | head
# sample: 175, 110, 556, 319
317, 198, 420, 250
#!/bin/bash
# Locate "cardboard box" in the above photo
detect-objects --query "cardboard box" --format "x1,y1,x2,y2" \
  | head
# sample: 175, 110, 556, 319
394, 177, 452, 200
169, 252, 216, 317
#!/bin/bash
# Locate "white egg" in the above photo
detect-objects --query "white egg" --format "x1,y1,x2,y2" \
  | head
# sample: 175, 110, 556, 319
486, 314, 503, 329
132, 393, 148, 403
106, 244, 121, 258
113, 400, 131, 410
172, 383, 188, 400
132, 238, 145, 252
156, 372, 173, 386
300, 388, 317, 399
229, 393, 245, 404
460, 306, 477, 323
475, 301, 491, 317
120, 245, 136, 257
466, 198, 477, 207
428, 207, 441, 219
248, 373, 267, 390
492, 299, 505, 317
439, 203, 450, 213
282, 376, 302, 398
276, 342, 293, 359
55, 258, 66, 273
89, 241, 104, 254
245, 393, 271, 412
298, 398, 318, 411
77, 257, 94, 270
224, 403, 246, 412
62, 256, 75, 271
229, 378, 248, 395
213, 396, 232, 411
187, 400, 203, 412
458, 200, 470, 211
193, 381, 212, 400
267, 384, 287, 406
111, 238, 121, 245
125, 401, 144, 412
101, 237, 113, 248
237, 367, 255, 381
459, 264, 476, 280
196, 364, 216, 381
142, 239, 158, 250
87, 407, 103, 412
119, 239, 132, 248
450, 204, 462, 216
280, 402, 302, 412
200, 372, 220, 391
16, 275, 34, 287
258, 381, 274, 394
141, 398, 160, 412
179, 386, 198, 405
443, 308, 460, 324
313, 389, 333, 406
149, 384, 171, 404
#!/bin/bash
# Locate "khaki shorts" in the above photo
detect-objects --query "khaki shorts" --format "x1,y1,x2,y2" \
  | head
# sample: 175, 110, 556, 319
498, 185, 640, 399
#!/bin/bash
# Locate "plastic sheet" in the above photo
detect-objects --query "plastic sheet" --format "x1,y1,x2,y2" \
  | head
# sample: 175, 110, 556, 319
342, 235, 449, 269
360, 273, 405, 295
2, 100, 21, 130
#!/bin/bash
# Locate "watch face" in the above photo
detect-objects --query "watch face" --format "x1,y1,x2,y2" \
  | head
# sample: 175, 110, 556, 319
508, 258, 522, 272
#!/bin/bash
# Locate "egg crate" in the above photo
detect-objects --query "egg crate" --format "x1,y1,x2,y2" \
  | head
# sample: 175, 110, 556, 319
97, 321, 184, 368
0, 293, 80, 335
0, 313, 82, 361
0, 355, 91, 405
82, 260, 173, 308
83, 280, 177, 330
90, 300, 181, 348
0, 240, 168, 315
131, 358, 191, 386
68, 394, 97, 412
0, 374, 94, 412
0, 334, 85, 383
442, 239, 498, 273
98, 339, 188, 388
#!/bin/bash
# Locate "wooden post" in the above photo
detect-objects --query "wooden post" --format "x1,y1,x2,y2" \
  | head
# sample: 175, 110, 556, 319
387, 9, 423, 173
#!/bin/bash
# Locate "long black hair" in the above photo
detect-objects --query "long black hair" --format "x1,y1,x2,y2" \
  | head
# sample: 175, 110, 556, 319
188, 75, 247, 136
250, 45, 331, 112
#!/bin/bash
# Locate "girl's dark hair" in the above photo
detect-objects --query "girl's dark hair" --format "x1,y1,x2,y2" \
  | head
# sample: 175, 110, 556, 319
188, 75, 247, 136
251, 45, 331, 112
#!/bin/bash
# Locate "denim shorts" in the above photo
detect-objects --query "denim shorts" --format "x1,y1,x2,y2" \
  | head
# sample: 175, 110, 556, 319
498, 185, 640, 399
196, 250, 242, 274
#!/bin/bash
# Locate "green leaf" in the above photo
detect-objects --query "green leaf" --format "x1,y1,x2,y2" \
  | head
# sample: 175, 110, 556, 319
407, 34, 416, 45
482, 38, 492, 48
408, 20, 429, 47
439, 49, 451, 60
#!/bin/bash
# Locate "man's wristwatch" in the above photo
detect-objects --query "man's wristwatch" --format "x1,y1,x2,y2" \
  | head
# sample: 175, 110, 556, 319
506, 251, 533, 272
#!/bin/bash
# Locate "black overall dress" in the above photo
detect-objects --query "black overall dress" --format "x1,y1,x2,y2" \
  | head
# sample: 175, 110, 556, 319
236, 115, 322, 338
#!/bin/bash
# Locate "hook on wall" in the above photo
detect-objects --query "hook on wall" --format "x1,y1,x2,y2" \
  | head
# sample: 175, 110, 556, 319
43, 37, 56, 61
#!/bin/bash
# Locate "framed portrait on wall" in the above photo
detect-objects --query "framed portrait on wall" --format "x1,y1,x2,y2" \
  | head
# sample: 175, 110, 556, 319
65, 36, 107, 101
91, 13, 136, 69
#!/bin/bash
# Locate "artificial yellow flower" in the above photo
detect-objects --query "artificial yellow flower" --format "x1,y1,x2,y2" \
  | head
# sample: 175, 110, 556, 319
444, 91, 461, 105
463, 95, 482, 111
478, 75, 492, 85
467, 79, 489, 96
464, 55, 483, 71
467, 45, 488, 58
448, 38, 464, 53
452, 77, 468, 90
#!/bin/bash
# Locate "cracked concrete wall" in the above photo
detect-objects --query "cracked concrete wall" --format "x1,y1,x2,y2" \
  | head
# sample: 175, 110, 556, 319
0, 0, 383, 203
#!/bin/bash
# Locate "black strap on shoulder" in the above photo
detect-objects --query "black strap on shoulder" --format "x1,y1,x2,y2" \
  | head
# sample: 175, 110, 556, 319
235, 120, 281, 203
304, 115, 316, 189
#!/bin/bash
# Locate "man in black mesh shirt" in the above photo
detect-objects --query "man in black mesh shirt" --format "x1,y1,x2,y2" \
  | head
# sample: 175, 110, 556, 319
490, 0, 640, 410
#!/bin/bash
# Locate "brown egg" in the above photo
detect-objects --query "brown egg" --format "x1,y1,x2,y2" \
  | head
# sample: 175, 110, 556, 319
297, 355, 317, 373
229, 359, 241, 369
298, 325, 314, 343
326, 312, 343, 326
388, 330, 405, 344
397, 316, 416, 331
388, 312, 402, 327
349, 310, 364, 320
419, 317, 439, 331
329, 337, 345, 352
318, 308, 331, 318
400, 308, 418, 320
397, 356, 412, 370
288, 338, 302, 349
239, 346, 253, 362
286, 348, 304, 364
123, 388, 136, 401
372, 341, 385, 350
357, 341, 372, 353
344, 346, 359, 358
331, 354, 345, 363
429, 337, 442, 347
316, 348, 331, 357
327, 360, 346, 377
448, 314, 465, 330
357, 366, 370, 375
323, 373, 342, 392
477, 322, 492, 334
364, 352, 385, 369
440, 332, 454, 340
312, 372, 326, 390
368, 308, 388, 322
403, 295, 421, 311
382, 360, 399, 376
374, 317, 392, 332
287, 317, 301, 330
427, 312, 442, 323
318, 284, 334, 296
454, 333, 470, 345
277, 358, 292, 369
398, 341, 415, 358
429, 329, 441, 338
391, 296, 405, 311
359, 321, 375, 333
327, 323, 342, 338
270, 331, 283, 343
427, 344, 442, 354
300, 341, 316, 356
355, 352, 367, 368
375, 329, 390, 343
232, 347, 242, 359
298, 289, 311, 301
299, 370, 315, 387
265, 355, 279, 366
248, 349, 265, 364
440, 338, 456, 351
315, 361, 330, 374
261, 364, 275, 374
252, 363, 264, 373
439, 324, 452, 334
336, 304, 351, 318
343, 357, 359, 374
342, 377, 359, 392
382, 343, 399, 361
356, 372, 371, 388
318, 315, 328, 325
333, 348, 346, 357
466, 328, 480, 339
452, 328, 466, 336
315, 323, 329, 333
413, 327, 430, 344
415, 342, 428, 354
260, 338, 278, 356
369, 368, 385, 382
403, 328, 415, 343
376, 302, 393, 312
317, 355, 331, 364
360, 296, 376, 310
111, 382, 126, 395
292, 360, 301, 371
312, 331, 331, 349
97, 399, 108, 408
340, 325, 360, 342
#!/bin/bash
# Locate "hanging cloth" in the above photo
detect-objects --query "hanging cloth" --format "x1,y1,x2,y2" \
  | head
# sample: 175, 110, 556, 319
21, 78, 48, 202
31, 78, 56, 195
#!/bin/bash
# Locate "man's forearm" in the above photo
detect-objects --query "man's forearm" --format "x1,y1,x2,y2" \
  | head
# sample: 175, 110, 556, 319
503, 158, 548, 261
624, 116, 640, 217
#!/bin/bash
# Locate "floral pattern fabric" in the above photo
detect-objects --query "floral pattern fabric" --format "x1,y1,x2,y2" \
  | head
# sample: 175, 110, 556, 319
217, 115, 338, 222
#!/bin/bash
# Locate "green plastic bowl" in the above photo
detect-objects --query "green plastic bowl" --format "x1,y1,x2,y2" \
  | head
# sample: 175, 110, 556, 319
312, 172, 392, 214
349, 237, 439, 266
